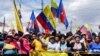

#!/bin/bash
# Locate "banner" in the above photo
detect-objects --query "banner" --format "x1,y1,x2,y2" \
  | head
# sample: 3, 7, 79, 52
30, 51, 68, 56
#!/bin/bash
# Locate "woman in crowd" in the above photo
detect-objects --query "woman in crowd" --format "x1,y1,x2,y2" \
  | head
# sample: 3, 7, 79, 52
31, 34, 45, 51
55, 36, 60, 44
29, 34, 36, 44
19, 33, 32, 56
42, 33, 50, 43
54, 36, 60, 48
70, 35, 85, 52
0, 35, 18, 56
47, 36, 57, 51
56, 35, 67, 52
88, 36, 100, 52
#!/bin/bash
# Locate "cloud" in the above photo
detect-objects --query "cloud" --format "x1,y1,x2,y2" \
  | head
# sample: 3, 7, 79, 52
61, 0, 100, 33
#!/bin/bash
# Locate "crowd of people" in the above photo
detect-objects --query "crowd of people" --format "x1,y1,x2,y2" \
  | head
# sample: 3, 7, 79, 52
0, 29, 100, 56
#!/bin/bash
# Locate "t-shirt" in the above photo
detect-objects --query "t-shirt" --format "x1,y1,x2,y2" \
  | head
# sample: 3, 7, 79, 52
88, 42, 100, 52
32, 39, 44, 51
73, 43, 82, 50
42, 37, 49, 43
47, 42, 57, 51
56, 42, 67, 51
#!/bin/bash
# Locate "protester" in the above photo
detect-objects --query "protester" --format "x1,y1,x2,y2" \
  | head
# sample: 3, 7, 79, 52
54, 36, 60, 44
0, 35, 18, 56
42, 32, 50, 43
56, 36, 67, 52
0, 28, 99, 56
19, 33, 32, 56
70, 35, 85, 51
47, 36, 57, 51
31, 34, 45, 51
88, 36, 100, 52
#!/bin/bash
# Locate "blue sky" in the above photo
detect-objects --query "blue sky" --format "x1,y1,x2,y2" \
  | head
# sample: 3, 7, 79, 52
0, 0, 100, 33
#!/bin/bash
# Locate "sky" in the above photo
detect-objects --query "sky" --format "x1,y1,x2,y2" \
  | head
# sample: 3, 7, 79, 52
0, 0, 100, 34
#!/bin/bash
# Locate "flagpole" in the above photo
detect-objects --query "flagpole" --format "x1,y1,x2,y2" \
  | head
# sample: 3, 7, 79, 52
41, 0, 44, 32
2, 16, 5, 33
19, 0, 21, 9
41, 0, 44, 10
70, 20, 72, 32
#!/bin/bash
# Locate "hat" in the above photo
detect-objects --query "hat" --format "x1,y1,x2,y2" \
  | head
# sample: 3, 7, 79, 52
23, 32, 30, 37
24, 32, 29, 35
49, 36, 54, 39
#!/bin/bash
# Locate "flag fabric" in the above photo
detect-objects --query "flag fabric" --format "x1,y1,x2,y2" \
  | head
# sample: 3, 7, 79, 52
76, 24, 80, 31
34, 20, 40, 34
51, 0, 58, 17
57, 0, 68, 29
13, 0, 23, 33
17, 9, 22, 25
84, 23, 92, 32
80, 25, 92, 40
30, 10, 36, 28
43, 5, 56, 29
30, 10, 39, 34
36, 12, 54, 32
29, 51, 68, 56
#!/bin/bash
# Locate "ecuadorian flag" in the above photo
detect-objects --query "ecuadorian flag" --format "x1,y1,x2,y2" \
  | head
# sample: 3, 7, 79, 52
43, 5, 56, 29
51, 0, 58, 17
36, 11, 54, 32
80, 24, 92, 41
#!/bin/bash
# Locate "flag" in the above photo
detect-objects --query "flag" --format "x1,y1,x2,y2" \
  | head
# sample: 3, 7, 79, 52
80, 25, 92, 40
29, 51, 68, 56
17, 9, 22, 25
13, 0, 23, 33
43, 5, 56, 29
57, 0, 68, 29
84, 23, 92, 32
30, 10, 39, 34
51, 0, 58, 17
36, 12, 54, 32
30, 10, 36, 28
34, 20, 39, 34
2, 17, 5, 33
76, 24, 80, 31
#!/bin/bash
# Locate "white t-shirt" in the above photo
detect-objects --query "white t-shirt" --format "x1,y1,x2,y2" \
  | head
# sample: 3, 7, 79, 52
73, 43, 82, 50
56, 42, 67, 51
47, 42, 57, 51
80, 38, 85, 43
